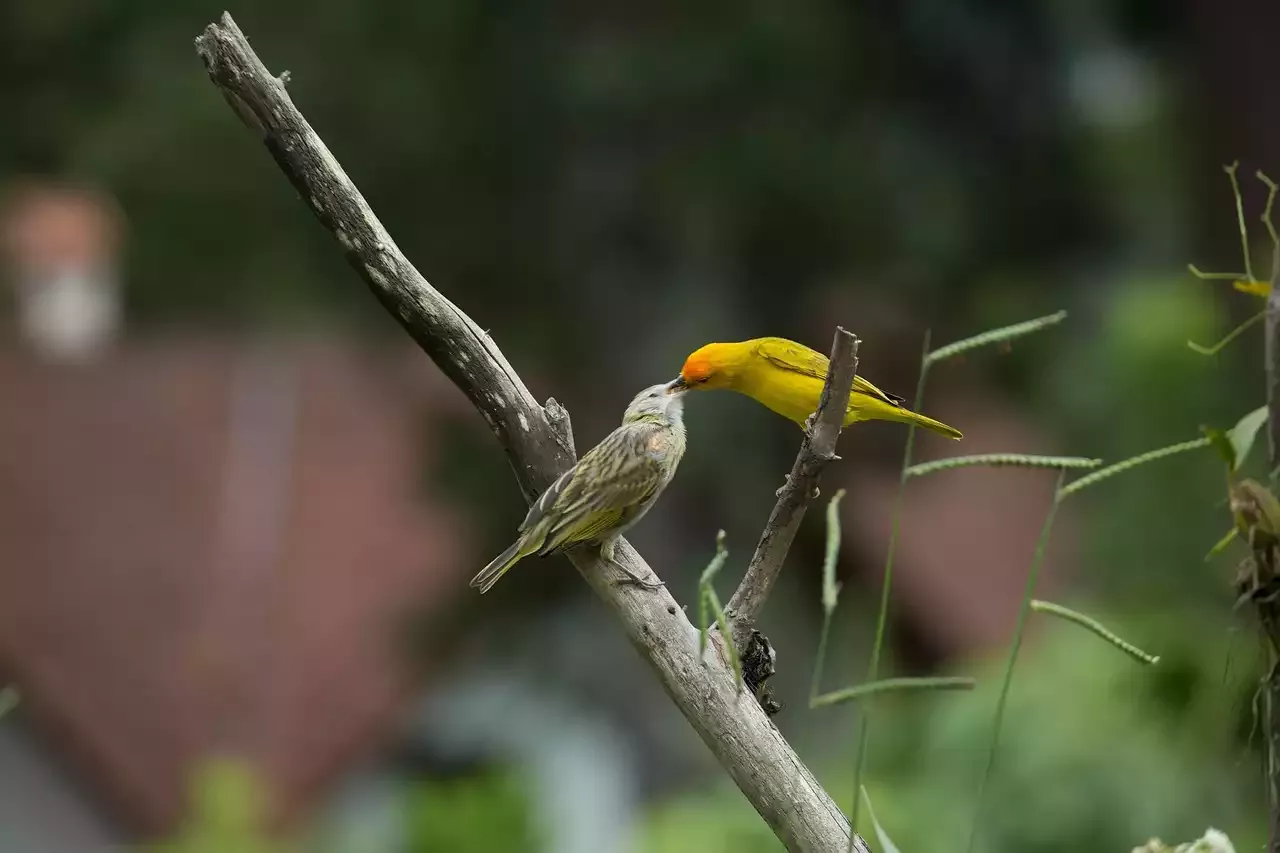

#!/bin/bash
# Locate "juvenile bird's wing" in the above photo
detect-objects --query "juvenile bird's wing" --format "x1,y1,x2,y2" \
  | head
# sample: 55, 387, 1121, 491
754, 337, 905, 406
525, 422, 668, 554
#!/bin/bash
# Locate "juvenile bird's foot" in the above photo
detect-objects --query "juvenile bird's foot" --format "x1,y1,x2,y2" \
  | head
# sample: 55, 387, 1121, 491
609, 560, 666, 590
614, 572, 667, 590
598, 540, 665, 590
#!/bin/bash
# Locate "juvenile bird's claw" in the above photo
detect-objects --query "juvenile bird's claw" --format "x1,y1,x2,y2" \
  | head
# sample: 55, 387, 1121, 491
614, 575, 666, 591
605, 557, 666, 590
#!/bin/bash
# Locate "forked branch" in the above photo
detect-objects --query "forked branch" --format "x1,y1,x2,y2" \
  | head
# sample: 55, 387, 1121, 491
194, 13, 866, 852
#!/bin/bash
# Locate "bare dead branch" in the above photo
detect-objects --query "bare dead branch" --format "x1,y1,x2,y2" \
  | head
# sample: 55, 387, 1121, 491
194, 13, 867, 852
727, 329, 859, 657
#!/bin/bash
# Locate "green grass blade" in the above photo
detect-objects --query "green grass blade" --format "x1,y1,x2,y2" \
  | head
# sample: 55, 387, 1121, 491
822, 490, 846, 616
1226, 161, 1255, 282
704, 586, 743, 692
813, 676, 976, 707
860, 787, 903, 853
1188, 310, 1265, 356
925, 311, 1068, 366
1030, 600, 1160, 665
1058, 438, 1211, 498
1205, 527, 1239, 561
906, 454, 1101, 479
1187, 265, 1248, 281
697, 531, 728, 660
810, 490, 847, 705
966, 470, 1066, 853
1258, 170, 1279, 287
847, 332, 932, 843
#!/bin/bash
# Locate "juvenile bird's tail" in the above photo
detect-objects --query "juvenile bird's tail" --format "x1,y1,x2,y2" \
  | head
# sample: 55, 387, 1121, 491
470, 535, 541, 594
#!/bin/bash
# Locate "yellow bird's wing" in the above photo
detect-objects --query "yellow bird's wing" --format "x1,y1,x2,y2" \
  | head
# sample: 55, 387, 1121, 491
753, 337, 905, 407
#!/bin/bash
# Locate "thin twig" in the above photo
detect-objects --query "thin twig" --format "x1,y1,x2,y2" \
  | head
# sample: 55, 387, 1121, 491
194, 14, 867, 852
726, 328, 860, 653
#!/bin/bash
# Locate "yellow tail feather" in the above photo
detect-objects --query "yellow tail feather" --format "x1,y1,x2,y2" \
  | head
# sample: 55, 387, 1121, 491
849, 397, 963, 440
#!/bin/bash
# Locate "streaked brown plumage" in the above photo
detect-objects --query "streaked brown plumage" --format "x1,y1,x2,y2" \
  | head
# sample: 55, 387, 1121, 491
470, 381, 687, 593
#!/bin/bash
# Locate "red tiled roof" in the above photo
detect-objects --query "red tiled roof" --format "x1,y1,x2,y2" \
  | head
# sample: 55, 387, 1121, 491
0, 338, 475, 834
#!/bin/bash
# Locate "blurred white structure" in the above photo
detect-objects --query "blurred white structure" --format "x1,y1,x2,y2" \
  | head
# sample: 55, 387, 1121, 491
1, 181, 123, 361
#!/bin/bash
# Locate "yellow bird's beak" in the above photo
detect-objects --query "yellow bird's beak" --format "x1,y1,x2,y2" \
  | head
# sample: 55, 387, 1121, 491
666, 375, 688, 393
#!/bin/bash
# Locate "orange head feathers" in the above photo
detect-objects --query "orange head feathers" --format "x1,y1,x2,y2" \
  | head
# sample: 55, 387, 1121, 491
674, 342, 750, 390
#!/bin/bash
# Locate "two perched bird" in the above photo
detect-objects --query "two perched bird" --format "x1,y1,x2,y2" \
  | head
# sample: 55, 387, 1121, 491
470, 336, 961, 592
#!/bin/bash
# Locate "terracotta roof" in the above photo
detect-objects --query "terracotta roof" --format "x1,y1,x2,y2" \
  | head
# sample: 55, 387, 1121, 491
0, 338, 474, 834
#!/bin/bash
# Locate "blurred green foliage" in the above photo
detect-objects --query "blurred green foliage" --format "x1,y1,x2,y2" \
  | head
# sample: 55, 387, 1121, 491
150, 758, 287, 853
643, 615, 1266, 852
404, 770, 539, 853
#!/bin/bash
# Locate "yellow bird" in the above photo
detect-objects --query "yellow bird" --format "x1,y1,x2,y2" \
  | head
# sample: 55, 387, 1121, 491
670, 337, 962, 439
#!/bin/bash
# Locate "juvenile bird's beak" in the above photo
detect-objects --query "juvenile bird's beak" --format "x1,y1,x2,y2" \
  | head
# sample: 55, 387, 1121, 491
666, 375, 687, 393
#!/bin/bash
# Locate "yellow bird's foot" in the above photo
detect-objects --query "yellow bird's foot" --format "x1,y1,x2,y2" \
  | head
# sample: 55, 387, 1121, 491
775, 474, 820, 500
775, 474, 791, 497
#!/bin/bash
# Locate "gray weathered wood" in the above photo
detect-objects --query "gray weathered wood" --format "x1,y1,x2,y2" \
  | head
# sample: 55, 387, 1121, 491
195, 13, 868, 852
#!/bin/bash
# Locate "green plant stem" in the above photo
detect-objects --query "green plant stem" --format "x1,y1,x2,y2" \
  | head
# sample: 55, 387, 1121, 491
906, 453, 1101, 478
810, 490, 847, 705
814, 676, 975, 707
1058, 437, 1210, 497
846, 332, 930, 846
1029, 600, 1160, 665
925, 311, 1067, 366
965, 469, 1067, 853
1226, 161, 1256, 283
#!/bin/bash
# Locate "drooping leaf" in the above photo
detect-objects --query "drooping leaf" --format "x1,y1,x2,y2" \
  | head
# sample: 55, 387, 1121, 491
1227, 406, 1269, 472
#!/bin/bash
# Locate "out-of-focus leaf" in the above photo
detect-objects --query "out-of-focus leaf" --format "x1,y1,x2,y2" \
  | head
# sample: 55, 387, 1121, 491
1227, 406, 1269, 471
1205, 527, 1238, 561
860, 787, 902, 853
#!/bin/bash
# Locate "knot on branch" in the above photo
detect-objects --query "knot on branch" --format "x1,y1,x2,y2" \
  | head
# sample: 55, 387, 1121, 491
742, 630, 781, 716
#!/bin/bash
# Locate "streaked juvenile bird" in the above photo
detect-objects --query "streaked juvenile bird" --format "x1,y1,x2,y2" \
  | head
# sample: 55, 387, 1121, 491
671, 336, 962, 439
470, 380, 687, 594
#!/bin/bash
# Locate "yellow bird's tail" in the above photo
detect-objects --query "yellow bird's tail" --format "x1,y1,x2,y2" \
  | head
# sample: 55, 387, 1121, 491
470, 534, 542, 594
851, 397, 963, 440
